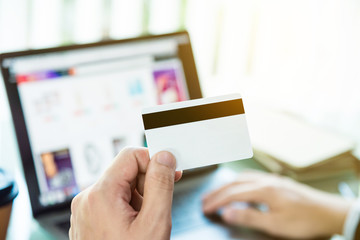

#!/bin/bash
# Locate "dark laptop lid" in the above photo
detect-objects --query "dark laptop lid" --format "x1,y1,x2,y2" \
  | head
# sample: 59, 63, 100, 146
0, 31, 205, 217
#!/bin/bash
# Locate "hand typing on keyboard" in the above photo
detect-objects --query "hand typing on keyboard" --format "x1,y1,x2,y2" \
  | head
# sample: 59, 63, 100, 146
69, 147, 181, 240
202, 171, 353, 239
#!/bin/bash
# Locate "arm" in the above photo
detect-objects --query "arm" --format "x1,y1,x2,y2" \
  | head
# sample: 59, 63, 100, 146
202, 171, 354, 239
69, 147, 181, 240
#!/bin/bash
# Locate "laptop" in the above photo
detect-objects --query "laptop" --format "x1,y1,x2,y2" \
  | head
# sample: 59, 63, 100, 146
1, 31, 272, 239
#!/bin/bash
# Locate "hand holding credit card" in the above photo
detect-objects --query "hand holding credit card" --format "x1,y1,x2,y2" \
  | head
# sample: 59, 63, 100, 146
142, 94, 253, 170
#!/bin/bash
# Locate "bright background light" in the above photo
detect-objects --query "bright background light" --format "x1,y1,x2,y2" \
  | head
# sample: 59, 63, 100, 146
1, 0, 360, 154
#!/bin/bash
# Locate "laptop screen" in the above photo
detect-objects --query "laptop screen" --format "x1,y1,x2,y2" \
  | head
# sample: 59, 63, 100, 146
0, 32, 202, 215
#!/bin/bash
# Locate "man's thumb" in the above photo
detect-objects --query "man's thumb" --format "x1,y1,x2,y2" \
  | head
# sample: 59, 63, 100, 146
141, 151, 176, 223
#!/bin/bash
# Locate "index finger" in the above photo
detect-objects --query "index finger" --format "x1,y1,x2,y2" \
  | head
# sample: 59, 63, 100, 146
202, 184, 267, 214
202, 171, 267, 202
104, 148, 182, 196
133, 170, 182, 196
101, 147, 150, 201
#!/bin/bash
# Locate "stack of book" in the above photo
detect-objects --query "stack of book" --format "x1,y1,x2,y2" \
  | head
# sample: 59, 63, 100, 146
246, 107, 360, 181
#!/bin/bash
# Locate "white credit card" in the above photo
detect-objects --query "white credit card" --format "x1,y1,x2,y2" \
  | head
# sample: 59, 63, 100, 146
142, 94, 253, 170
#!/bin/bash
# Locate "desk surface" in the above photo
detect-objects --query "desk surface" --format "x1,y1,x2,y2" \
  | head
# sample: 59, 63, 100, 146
1, 119, 357, 240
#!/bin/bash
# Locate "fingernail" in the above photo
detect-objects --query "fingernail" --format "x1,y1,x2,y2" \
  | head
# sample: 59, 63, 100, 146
156, 151, 176, 168
223, 208, 235, 223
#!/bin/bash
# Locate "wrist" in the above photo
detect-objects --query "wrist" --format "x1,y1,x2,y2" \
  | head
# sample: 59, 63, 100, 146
320, 197, 354, 236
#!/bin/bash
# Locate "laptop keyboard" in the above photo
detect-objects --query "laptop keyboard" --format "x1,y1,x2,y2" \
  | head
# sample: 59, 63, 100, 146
172, 181, 210, 233
56, 220, 71, 233
171, 168, 237, 235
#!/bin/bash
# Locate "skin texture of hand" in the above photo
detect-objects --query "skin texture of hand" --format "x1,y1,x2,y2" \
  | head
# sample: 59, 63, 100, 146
69, 147, 181, 240
202, 171, 354, 239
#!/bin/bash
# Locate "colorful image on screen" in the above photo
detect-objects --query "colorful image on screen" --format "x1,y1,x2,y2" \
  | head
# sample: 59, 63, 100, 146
40, 149, 77, 192
153, 68, 187, 104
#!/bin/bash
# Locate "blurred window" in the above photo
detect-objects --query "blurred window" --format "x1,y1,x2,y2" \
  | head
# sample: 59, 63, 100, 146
1, 0, 360, 152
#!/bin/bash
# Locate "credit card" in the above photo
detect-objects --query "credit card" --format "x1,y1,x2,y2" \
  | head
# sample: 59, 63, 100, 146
142, 94, 253, 170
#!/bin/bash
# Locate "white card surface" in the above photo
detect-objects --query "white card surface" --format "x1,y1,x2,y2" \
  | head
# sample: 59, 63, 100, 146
142, 94, 253, 170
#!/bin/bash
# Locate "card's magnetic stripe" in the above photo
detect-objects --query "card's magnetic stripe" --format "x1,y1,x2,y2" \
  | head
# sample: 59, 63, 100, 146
143, 98, 245, 130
